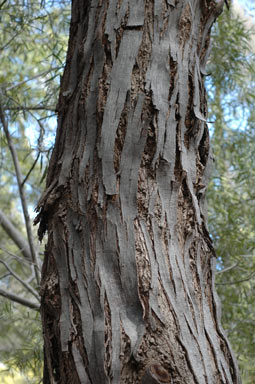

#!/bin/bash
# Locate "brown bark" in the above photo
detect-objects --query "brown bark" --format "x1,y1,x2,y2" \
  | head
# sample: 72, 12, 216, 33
36, 1, 241, 383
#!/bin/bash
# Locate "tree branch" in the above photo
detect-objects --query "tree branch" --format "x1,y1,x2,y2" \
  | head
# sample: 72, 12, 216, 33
0, 246, 36, 267
21, 152, 40, 188
0, 259, 40, 301
216, 262, 239, 274
0, 0, 7, 10
0, 103, 41, 286
216, 271, 255, 285
0, 272, 11, 280
6, 67, 61, 92
0, 31, 21, 51
6, 105, 56, 112
0, 167, 41, 192
0, 209, 31, 260
0, 288, 40, 310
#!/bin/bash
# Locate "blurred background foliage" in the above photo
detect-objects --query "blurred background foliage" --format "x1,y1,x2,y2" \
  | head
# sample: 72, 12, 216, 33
0, 0, 254, 383
207, 3, 255, 383
0, 1, 70, 383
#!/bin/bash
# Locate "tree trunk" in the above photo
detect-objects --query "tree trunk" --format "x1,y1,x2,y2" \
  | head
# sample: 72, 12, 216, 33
36, 0, 241, 383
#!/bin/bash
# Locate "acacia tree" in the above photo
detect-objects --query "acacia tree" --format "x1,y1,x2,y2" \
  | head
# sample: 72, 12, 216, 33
36, 0, 241, 382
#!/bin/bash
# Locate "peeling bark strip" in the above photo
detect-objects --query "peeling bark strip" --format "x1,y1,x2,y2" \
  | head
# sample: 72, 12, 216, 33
36, 1, 241, 383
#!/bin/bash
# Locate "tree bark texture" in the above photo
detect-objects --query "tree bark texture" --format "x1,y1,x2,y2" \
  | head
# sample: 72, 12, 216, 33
36, 1, 241, 383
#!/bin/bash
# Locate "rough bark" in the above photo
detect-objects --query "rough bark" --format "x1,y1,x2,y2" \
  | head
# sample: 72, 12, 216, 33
36, 0, 241, 383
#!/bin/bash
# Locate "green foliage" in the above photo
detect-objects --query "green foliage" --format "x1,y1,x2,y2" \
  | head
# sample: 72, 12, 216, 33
208, 5, 255, 382
0, 302, 43, 384
0, 1, 70, 382
0, 0, 70, 190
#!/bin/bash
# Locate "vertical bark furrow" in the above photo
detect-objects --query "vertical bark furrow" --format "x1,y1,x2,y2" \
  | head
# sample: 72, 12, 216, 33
37, 1, 241, 383
100, 29, 143, 195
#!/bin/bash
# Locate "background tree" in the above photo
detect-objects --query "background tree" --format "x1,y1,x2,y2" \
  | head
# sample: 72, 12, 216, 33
207, 4, 255, 383
0, 1, 69, 382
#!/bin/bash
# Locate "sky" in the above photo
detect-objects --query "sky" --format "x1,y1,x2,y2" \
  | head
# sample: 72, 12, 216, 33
234, 0, 254, 9
234, 0, 255, 17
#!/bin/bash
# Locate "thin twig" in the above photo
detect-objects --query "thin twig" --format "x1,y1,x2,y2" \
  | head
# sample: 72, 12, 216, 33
0, 288, 40, 310
216, 262, 239, 274
0, 167, 41, 192
6, 105, 56, 112
216, 271, 255, 285
6, 67, 61, 92
0, 31, 21, 51
26, 271, 36, 284
0, 259, 40, 301
0, 246, 35, 267
0, 103, 41, 286
0, 7, 23, 50
21, 152, 40, 188
0, 272, 11, 280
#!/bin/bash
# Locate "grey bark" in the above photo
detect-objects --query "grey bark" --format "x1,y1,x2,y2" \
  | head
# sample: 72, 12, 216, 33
36, 1, 241, 383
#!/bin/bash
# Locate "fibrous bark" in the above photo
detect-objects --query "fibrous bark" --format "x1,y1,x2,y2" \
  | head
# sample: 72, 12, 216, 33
36, 1, 241, 383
